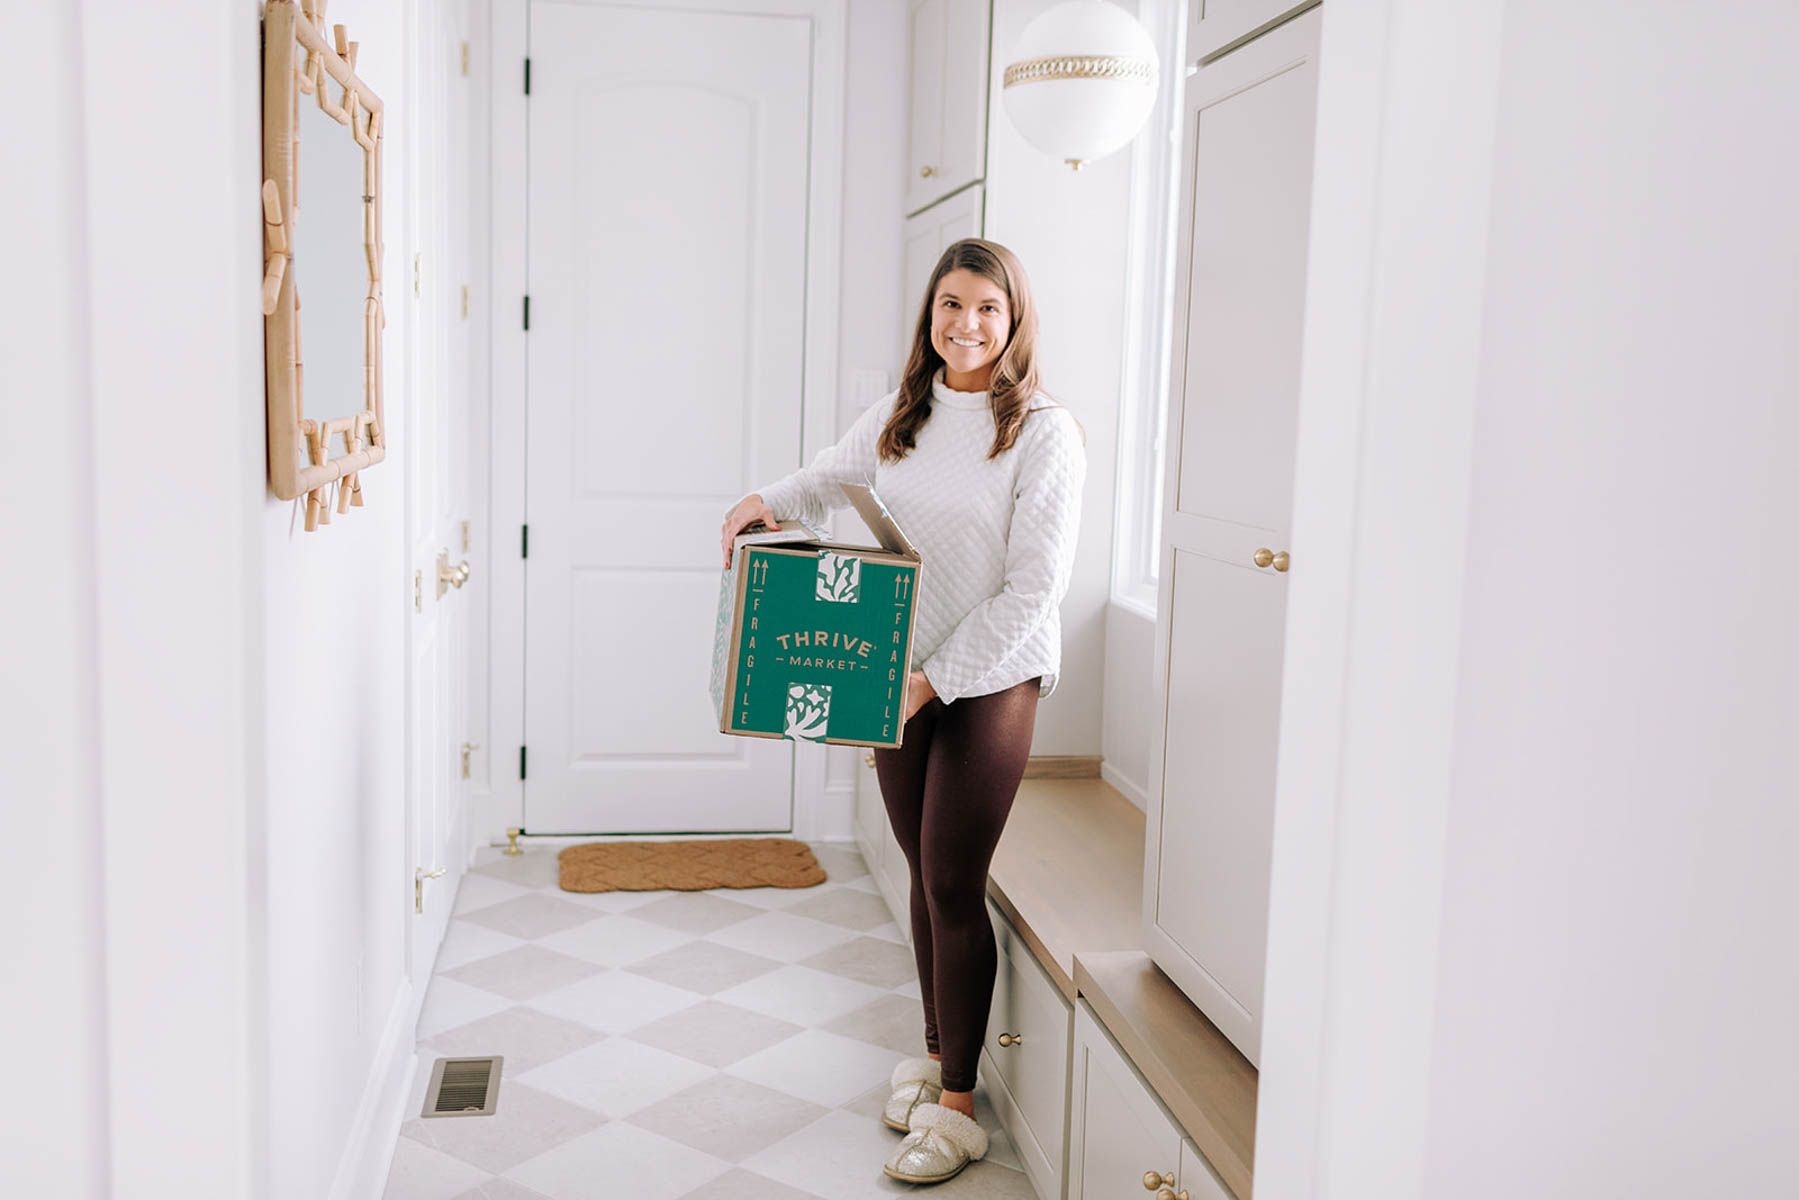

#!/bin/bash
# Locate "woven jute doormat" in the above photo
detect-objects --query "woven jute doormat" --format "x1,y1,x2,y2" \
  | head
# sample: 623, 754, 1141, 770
557, 837, 828, 893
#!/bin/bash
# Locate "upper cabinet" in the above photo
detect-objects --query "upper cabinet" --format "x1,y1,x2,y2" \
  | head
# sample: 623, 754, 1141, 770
906, 0, 991, 215
902, 184, 984, 336
1191, 0, 1318, 63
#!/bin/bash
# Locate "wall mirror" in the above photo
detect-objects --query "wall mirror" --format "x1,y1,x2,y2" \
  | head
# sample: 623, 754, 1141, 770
262, 0, 386, 531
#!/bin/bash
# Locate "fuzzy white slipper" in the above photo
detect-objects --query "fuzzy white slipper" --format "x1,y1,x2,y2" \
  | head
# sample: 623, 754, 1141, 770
889, 1056, 942, 1091
883, 1057, 944, 1131
882, 1101, 988, 1183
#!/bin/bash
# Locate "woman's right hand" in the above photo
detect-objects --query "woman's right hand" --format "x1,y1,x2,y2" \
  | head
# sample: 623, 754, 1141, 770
720, 494, 780, 568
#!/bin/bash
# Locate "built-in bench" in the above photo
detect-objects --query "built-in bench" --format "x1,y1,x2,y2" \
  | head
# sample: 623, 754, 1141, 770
978, 776, 1258, 1200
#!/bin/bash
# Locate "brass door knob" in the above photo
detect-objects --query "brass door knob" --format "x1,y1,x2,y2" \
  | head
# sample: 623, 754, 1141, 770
1253, 547, 1274, 568
997, 1032, 1023, 1047
1143, 1171, 1175, 1191
1157, 1190, 1190, 1200
1273, 551, 1290, 572
864, 752, 876, 768
920, 164, 937, 178
436, 550, 471, 597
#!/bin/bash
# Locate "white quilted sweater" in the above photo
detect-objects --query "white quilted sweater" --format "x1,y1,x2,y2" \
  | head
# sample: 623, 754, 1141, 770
742, 367, 1086, 705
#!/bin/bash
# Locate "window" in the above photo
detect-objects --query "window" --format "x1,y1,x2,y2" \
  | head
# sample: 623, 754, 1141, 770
1111, 0, 1187, 618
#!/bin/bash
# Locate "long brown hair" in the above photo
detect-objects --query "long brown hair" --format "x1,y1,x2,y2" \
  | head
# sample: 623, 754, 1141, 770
879, 238, 1073, 462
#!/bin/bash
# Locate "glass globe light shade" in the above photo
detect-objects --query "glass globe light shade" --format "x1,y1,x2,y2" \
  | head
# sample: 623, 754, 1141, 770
1002, 0, 1159, 170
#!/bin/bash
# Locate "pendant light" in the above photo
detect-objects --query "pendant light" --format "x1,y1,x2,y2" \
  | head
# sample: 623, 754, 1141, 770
1002, 0, 1160, 171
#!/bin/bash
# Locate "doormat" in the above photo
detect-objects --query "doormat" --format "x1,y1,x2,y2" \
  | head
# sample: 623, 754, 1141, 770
557, 837, 828, 893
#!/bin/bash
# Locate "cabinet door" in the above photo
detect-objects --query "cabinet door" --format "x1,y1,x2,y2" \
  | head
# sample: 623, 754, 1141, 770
853, 748, 885, 874
905, 0, 946, 214
906, 0, 990, 214
901, 185, 984, 339
1191, 0, 1316, 63
1143, 6, 1322, 1067
1179, 1137, 1234, 1200
1068, 1000, 1185, 1200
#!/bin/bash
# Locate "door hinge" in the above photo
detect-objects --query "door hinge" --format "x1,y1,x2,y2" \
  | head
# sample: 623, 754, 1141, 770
519, 745, 528, 780
460, 41, 469, 77
523, 295, 530, 330
521, 524, 529, 558
524, 57, 531, 95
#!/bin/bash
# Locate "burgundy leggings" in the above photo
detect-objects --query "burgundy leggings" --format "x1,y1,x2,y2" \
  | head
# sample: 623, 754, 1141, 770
872, 675, 1041, 1094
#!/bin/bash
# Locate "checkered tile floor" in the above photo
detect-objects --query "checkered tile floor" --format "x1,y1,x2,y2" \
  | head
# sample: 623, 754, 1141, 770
381, 840, 1040, 1200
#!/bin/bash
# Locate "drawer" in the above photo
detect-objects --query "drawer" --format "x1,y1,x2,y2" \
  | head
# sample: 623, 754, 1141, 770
983, 899, 1071, 1196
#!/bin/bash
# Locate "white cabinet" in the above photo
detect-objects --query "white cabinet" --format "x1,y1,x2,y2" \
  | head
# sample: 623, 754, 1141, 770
1143, 6, 1322, 1066
1069, 999, 1230, 1200
982, 899, 1072, 1200
1190, 0, 1317, 63
902, 184, 984, 328
906, 0, 991, 214
853, 751, 911, 944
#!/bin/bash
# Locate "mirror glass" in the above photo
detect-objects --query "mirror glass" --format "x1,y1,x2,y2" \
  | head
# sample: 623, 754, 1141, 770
293, 79, 371, 455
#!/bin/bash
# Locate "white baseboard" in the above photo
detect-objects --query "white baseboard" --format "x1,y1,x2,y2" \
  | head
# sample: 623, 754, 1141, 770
328, 981, 421, 1200
1100, 761, 1150, 813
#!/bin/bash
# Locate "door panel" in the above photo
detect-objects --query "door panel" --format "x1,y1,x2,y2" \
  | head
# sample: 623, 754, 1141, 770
906, 0, 946, 213
1173, 31, 1319, 540
1069, 1001, 1185, 1200
902, 184, 984, 347
408, 0, 471, 992
525, 3, 809, 834
1155, 550, 1285, 1051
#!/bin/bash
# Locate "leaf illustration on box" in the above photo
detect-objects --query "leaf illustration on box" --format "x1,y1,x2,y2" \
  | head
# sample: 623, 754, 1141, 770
815, 550, 861, 603
785, 682, 831, 741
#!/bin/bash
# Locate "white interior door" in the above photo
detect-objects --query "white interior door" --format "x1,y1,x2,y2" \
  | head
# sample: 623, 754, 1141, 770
524, 2, 810, 836
408, 0, 473, 990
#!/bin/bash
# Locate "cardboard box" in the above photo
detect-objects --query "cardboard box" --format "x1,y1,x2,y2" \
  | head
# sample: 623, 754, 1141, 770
711, 483, 922, 748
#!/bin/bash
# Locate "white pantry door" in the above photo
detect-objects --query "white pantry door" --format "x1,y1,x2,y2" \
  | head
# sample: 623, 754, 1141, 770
525, 2, 809, 835
408, 0, 473, 989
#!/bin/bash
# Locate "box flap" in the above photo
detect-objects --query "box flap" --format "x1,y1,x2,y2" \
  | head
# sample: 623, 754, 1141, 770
733, 516, 828, 548
840, 482, 918, 558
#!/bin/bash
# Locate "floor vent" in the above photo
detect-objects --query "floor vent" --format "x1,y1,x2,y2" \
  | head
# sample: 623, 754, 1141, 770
421, 1055, 503, 1118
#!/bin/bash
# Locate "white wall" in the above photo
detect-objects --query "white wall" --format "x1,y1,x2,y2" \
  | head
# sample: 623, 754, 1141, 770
256, 1, 415, 1196
1100, 602, 1154, 808
1258, 2, 1799, 1195
2, 6, 111, 1194
985, 0, 1138, 756
3, 1, 269, 1196
1422, 4, 1798, 1191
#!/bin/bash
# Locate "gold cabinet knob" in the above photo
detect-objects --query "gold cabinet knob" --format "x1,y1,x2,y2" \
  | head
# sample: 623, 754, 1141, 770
1273, 551, 1290, 572
864, 752, 877, 769
1253, 547, 1274, 568
1143, 1172, 1175, 1191
920, 164, 937, 178
997, 1031, 1023, 1047
1157, 1190, 1190, 1200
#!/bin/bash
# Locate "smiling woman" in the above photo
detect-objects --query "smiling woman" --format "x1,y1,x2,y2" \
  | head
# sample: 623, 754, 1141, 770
719, 236, 1088, 1184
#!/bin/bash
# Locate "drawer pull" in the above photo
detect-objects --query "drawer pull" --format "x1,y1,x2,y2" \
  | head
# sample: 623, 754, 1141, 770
1156, 1190, 1190, 1200
864, 752, 876, 768
996, 1032, 1024, 1048
1143, 1171, 1174, 1191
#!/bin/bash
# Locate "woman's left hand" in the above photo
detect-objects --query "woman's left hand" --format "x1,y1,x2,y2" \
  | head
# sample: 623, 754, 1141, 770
903, 670, 937, 723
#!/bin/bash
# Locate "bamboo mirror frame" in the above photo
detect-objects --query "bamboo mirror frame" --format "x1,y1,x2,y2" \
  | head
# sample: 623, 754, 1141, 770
262, 0, 386, 530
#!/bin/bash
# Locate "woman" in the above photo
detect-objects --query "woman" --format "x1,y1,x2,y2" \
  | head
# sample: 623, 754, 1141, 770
720, 238, 1085, 1185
